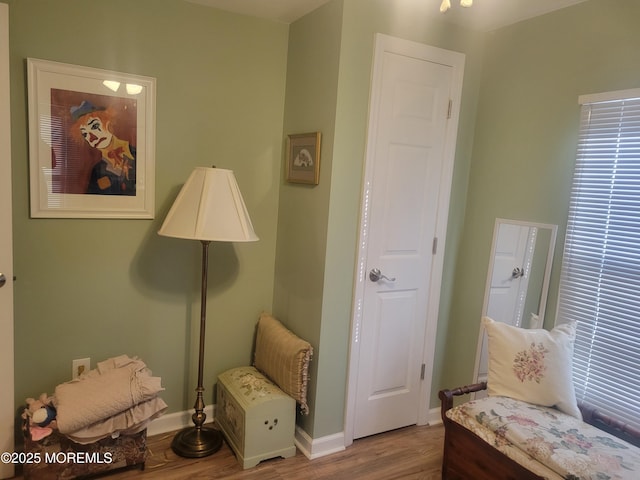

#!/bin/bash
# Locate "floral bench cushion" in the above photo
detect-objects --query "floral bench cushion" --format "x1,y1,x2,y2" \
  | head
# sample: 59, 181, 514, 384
447, 396, 640, 480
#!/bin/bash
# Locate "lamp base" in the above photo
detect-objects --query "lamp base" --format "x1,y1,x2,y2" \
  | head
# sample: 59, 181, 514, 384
171, 425, 223, 458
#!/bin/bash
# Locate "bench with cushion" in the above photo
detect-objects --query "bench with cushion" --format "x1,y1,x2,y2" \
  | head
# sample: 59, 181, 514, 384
440, 382, 640, 479
438, 317, 640, 479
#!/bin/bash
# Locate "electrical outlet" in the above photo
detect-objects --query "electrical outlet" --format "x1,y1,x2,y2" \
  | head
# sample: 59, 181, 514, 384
72, 358, 90, 379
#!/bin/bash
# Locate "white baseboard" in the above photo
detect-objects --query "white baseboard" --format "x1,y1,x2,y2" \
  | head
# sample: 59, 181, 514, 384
148, 405, 440, 458
294, 426, 345, 459
147, 404, 215, 437
147, 406, 346, 461
294, 409, 442, 461
427, 406, 442, 426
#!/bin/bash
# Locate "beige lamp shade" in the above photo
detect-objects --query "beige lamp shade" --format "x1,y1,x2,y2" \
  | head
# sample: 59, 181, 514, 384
158, 167, 259, 242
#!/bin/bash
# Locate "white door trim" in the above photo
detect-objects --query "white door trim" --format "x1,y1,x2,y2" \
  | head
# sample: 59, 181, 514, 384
344, 33, 464, 446
0, 4, 14, 479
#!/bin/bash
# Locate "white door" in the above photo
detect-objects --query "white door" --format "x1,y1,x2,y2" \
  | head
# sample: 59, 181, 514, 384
0, 4, 15, 479
346, 34, 464, 441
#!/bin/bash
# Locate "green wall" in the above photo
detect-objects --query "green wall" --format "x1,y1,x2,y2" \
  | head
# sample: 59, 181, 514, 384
273, 0, 344, 435
443, 0, 640, 391
7, 0, 640, 446
6, 0, 288, 414
276, 0, 640, 439
275, 0, 486, 437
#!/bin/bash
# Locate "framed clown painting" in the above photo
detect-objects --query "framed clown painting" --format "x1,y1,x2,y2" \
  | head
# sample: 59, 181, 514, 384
27, 58, 156, 218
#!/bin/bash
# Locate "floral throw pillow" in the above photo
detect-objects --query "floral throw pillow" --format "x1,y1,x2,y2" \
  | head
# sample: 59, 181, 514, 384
482, 316, 581, 419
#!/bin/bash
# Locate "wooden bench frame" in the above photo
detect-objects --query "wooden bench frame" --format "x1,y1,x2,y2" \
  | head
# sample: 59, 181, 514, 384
439, 382, 640, 480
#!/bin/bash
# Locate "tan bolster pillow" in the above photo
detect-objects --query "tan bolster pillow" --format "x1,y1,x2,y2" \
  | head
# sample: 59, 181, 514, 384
253, 313, 313, 414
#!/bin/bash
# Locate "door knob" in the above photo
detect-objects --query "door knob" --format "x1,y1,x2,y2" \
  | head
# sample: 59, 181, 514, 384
0, 273, 5, 288
369, 268, 396, 282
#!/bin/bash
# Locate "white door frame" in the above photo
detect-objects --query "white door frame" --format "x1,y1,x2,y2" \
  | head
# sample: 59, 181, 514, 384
0, 4, 15, 479
344, 34, 464, 446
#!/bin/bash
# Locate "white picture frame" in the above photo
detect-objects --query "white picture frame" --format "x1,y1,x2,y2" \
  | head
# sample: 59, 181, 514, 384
27, 58, 156, 218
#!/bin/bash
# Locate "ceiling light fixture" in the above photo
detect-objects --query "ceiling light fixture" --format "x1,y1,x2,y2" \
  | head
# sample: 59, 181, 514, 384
440, 0, 473, 13
126, 84, 143, 95
101, 80, 144, 95
102, 80, 120, 92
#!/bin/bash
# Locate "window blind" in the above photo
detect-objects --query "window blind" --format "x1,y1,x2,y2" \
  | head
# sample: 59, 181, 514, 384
557, 90, 640, 430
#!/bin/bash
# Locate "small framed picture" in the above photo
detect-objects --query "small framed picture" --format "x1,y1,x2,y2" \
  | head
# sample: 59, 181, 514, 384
286, 132, 321, 185
27, 58, 156, 218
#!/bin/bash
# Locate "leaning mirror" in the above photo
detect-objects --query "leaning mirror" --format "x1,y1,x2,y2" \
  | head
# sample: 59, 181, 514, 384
472, 218, 558, 392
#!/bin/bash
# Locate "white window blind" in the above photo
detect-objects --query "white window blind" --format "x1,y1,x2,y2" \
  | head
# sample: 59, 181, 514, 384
557, 89, 640, 430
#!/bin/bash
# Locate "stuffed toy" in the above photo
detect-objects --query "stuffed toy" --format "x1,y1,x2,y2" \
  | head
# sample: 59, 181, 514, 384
24, 393, 57, 427
23, 393, 57, 440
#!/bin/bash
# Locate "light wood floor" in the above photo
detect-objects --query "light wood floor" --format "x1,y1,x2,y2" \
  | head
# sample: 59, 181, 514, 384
104, 424, 444, 480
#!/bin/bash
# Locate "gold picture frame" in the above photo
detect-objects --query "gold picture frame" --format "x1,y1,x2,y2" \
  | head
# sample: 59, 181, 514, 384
286, 132, 321, 185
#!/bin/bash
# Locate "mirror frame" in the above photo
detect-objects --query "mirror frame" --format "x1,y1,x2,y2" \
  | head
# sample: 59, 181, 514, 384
472, 218, 558, 385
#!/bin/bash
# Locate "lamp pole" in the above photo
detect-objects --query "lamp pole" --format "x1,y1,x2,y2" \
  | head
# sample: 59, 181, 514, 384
170, 240, 223, 457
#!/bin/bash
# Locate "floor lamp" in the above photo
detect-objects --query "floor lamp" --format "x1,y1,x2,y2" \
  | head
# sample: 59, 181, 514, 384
158, 166, 258, 458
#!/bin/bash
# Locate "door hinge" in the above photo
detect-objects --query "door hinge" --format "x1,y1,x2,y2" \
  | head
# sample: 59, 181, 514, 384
420, 363, 426, 380
447, 99, 452, 119
432, 237, 438, 255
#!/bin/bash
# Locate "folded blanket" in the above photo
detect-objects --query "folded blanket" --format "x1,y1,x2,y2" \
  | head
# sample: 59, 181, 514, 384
65, 397, 168, 444
54, 355, 164, 434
